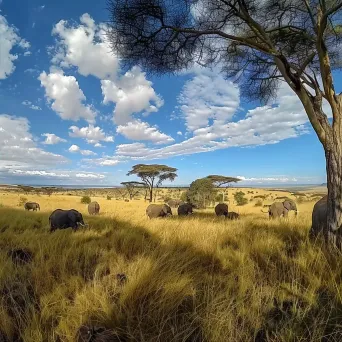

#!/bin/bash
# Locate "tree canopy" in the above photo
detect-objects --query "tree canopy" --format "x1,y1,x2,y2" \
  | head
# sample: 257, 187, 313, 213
121, 181, 147, 200
187, 177, 216, 208
127, 164, 178, 202
206, 175, 241, 187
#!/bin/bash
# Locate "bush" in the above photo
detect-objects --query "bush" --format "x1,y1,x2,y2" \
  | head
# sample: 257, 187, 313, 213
81, 196, 91, 204
255, 199, 263, 207
296, 196, 305, 204
107, 195, 112, 200
234, 191, 248, 206
18, 196, 27, 207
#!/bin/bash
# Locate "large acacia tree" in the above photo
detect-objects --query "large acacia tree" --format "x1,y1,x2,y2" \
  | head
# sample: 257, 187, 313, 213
127, 164, 178, 202
206, 175, 241, 202
108, 0, 342, 243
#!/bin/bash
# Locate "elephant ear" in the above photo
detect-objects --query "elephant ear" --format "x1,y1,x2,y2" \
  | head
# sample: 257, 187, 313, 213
283, 200, 294, 211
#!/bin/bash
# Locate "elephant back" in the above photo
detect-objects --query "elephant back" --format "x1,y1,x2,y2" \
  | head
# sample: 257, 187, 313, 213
215, 203, 228, 216
178, 203, 193, 216
146, 204, 172, 218
88, 201, 100, 215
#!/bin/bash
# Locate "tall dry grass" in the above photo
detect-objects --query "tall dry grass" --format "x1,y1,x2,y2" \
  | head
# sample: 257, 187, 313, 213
0, 191, 340, 341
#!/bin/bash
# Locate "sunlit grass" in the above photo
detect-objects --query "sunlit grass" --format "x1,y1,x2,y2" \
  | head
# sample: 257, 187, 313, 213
0, 190, 340, 341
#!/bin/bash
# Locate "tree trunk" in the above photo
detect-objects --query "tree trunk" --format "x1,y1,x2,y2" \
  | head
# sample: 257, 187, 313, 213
149, 188, 153, 203
325, 145, 342, 247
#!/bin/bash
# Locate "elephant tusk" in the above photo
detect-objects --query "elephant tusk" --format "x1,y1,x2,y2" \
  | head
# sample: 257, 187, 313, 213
77, 222, 85, 227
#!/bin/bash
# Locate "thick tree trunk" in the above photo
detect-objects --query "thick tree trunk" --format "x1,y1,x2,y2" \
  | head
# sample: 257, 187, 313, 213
325, 145, 342, 247
149, 188, 153, 203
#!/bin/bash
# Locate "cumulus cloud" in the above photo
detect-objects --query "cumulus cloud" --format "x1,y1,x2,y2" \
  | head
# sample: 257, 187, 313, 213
177, 131, 183, 136
51, 13, 119, 79
101, 66, 164, 124
68, 144, 96, 156
39, 70, 96, 123
117, 120, 174, 145
9, 169, 105, 180
179, 70, 240, 131
111, 81, 310, 161
237, 176, 298, 183
0, 114, 67, 171
69, 125, 114, 144
22, 100, 42, 111
0, 15, 30, 79
42, 133, 67, 145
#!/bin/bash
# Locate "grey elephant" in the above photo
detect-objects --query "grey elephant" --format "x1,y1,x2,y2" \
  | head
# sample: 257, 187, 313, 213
24, 202, 40, 211
309, 195, 327, 238
264, 199, 297, 218
178, 203, 193, 216
146, 204, 172, 218
88, 201, 100, 215
215, 203, 228, 217
227, 211, 240, 220
167, 199, 183, 208
49, 209, 86, 232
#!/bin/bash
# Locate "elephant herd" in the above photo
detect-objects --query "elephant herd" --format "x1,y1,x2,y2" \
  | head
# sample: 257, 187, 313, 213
146, 202, 241, 219
23, 196, 329, 236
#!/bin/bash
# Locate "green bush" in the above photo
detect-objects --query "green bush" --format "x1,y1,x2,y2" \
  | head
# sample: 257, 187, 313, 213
234, 191, 248, 206
107, 195, 112, 200
81, 196, 91, 204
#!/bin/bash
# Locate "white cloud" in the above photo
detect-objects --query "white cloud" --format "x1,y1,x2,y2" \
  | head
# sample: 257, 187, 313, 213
101, 66, 164, 124
117, 120, 174, 145
42, 133, 67, 145
84, 155, 122, 167
179, 70, 240, 131
177, 131, 183, 136
39, 70, 96, 123
0, 114, 67, 170
237, 176, 298, 183
51, 13, 119, 79
22, 100, 42, 110
68, 144, 96, 156
111, 81, 310, 161
11, 170, 70, 178
68, 144, 80, 153
0, 15, 30, 79
69, 124, 114, 144
76, 173, 105, 179
94, 143, 103, 148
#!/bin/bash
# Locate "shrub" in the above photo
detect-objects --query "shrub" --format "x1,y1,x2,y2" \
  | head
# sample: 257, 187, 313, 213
255, 199, 263, 207
107, 195, 112, 200
81, 196, 91, 204
234, 191, 248, 206
18, 196, 27, 207
296, 196, 305, 204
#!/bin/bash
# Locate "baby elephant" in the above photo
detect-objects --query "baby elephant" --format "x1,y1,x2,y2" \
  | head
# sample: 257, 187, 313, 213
178, 203, 193, 216
227, 211, 240, 220
25, 202, 40, 211
49, 209, 86, 232
215, 203, 228, 217
88, 201, 100, 215
146, 204, 172, 218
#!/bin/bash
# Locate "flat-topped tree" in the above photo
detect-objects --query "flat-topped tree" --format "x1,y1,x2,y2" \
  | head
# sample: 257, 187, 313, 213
108, 0, 342, 245
206, 175, 241, 203
121, 181, 147, 200
127, 164, 177, 202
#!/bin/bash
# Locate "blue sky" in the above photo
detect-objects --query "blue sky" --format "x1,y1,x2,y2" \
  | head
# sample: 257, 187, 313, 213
0, 0, 329, 186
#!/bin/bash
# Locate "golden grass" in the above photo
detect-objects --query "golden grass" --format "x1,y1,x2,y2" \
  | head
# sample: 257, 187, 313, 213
0, 189, 340, 341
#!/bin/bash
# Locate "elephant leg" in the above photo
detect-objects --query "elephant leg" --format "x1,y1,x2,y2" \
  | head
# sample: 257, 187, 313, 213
283, 209, 289, 218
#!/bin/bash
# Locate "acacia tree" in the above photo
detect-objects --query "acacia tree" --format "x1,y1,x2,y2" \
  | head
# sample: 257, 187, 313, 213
127, 164, 178, 202
187, 178, 216, 208
206, 175, 241, 202
108, 0, 342, 244
121, 181, 146, 200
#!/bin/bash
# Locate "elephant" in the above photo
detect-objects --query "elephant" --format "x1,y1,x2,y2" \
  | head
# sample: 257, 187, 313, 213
178, 203, 193, 216
309, 195, 327, 238
146, 204, 172, 218
49, 209, 86, 232
24, 202, 40, 211
264, 199, 297, 218
167, 199, 183, 208
215, 203, 228, 217
227, 211, 240, 220
88, 201, 100, 215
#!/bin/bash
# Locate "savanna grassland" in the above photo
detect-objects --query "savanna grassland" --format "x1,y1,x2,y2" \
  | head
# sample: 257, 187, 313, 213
1, 186, 341, 342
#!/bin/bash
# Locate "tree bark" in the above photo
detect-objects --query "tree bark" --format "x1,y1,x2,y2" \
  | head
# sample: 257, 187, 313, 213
325, 143, 342, 247
149, 188, 153, 203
